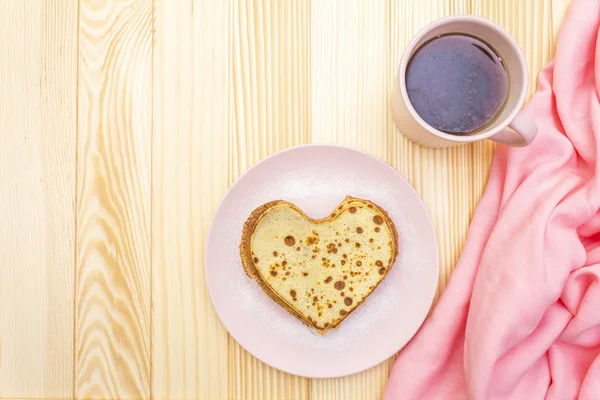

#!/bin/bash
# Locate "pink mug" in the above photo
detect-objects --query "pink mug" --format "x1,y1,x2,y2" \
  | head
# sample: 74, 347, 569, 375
391, 15, 537, 148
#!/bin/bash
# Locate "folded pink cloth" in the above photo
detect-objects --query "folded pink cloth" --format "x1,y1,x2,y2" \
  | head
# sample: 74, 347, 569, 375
384, 1, 600, 399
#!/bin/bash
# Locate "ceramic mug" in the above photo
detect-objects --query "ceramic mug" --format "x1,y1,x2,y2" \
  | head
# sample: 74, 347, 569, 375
391, 15, 537, 148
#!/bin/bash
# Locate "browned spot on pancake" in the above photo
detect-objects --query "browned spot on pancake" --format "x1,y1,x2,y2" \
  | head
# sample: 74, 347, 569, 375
378, 267, 386, 275
355, 242, 361, 248
337, 242, 342, 247
338, 205, 343, 210
356, 227, 363, 233
296, 246, 301, 251
376, 260, 383, 267
368, 204, 373, 208
313, 296, 318, 302
285, 271, 290, 276
349, 287, 354, 292
340, 292, 344, 296
369, 238, 374, 243
341, 260, 346, 265
345, 238, 349, 243
344, 297, 353, 306
328, 304, 332, 308
356, 260, 362, 266
375, 227, 380, 232
253, 257, 259, 263
343, 275, 348, 279
270, 270, 277, 277
307, 236, 317, 245
373, 215, 383, 225
343, 254, 347, 259
303, 272, 308, 276
311, 255, 316, 259
282, 277, 287, 281
273, 251, 278, 256
324, 322, 330, 327
326, 243, 338, 254
349, 207, 357, 213
284, 236, 296, 246
334, 281, 345, 290
282, 261, 287, 266
340, 309, 347, 316
290, 289, 296, 297
324, 276, 333, 284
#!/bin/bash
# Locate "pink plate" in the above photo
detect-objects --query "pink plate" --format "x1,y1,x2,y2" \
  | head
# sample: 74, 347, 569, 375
206, 145, 439, 378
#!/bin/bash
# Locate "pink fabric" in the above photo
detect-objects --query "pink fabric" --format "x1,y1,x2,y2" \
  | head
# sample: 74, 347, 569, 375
384, 1, 600, 399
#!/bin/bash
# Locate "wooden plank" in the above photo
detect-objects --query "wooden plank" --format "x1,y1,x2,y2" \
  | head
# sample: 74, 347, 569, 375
0, 1, 77, 398
228, 1, 311, 399
310, 0, 388, 157
75, 0, 153, 398
386, 0, 474, 302
151, 1, 230, 399
309, 0, 470, 398
309, 1, 390, 399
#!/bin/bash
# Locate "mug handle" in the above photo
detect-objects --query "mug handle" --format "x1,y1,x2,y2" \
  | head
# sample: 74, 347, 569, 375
490, 113, 537, 147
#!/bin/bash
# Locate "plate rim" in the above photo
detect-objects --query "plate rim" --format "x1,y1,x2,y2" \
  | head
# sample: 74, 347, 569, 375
205, 144, 439, 378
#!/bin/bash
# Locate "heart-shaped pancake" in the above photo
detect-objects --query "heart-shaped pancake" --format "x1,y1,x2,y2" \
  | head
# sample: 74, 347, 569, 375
240, 196, 399, 334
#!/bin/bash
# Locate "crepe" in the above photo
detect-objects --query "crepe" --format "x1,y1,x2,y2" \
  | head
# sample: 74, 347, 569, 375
240, 196, 399, 334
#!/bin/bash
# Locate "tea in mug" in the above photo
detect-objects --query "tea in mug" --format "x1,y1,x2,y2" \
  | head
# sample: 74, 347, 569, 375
405, 34, 509, 135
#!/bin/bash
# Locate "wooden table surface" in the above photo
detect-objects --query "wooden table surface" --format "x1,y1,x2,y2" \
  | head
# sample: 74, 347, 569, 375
0, 0, 572, 399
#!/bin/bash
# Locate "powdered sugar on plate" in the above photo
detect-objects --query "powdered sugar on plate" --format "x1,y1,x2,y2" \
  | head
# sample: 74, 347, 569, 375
206, 145, 438, 377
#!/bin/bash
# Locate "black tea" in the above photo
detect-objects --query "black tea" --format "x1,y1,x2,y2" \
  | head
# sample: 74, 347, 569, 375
405, 34, 509, 135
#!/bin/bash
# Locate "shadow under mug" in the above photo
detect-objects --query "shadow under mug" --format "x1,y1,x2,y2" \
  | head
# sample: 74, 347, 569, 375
391, 15, 537, 148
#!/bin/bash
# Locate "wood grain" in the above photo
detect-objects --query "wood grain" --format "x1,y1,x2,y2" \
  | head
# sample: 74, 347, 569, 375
310, 2, 391, 398
387, 0, 475, 302
152, 0, 229, 399
0, 1, 77, 398
76, 0, 153, 398
229, 1, 311, 399
309, 1, 477, 398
